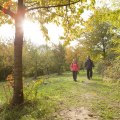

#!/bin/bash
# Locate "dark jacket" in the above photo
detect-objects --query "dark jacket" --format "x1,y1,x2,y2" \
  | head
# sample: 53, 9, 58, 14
85, 59, 94, 70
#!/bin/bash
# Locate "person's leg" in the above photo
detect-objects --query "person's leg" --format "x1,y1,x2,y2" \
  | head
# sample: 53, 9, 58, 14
90, 68, 93, 79
74, 71, 78, 81
73, 71, 77, 81
73, 71, 75, 81
87, 69, 90, 80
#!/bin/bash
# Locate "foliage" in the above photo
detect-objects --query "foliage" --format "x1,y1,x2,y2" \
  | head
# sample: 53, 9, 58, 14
24, 78, 44, 99
82, 21, 114, 60
6, 74, 14, 88
91, 8, 120, 59
23, 42, 57, 77
111, 35, 120, 60
52, 43, 66, 75
65, 45, 87, 70
0, 40, 13, 80
95, 59, 105, 74
65, 46, 74, 69
0, 0, 96, 42
79, 7, 120, 80
104, 60, 120, 80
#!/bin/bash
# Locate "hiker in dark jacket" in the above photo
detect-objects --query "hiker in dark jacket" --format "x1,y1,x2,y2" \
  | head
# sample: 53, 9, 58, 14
85, 56, 94, 80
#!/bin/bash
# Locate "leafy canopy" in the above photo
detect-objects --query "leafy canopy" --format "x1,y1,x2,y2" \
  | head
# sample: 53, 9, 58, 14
0, 0, 96, 42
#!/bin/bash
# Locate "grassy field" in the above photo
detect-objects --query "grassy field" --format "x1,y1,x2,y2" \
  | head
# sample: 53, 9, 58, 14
0, 71, 120, 120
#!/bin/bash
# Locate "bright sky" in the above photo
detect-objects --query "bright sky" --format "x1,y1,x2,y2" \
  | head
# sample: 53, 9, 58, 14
0, 21, 65, 46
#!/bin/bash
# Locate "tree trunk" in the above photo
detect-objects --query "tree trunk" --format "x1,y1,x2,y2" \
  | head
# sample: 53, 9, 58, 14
12, 0, 25, 105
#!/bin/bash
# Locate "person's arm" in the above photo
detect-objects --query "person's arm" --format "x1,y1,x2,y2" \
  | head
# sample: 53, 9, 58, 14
92, 61, 94, 67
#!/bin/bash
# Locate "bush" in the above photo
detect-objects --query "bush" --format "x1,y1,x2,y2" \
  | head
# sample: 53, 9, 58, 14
104, 60, 120, 80
0, 66, 12, 81
95, 60, 105, 75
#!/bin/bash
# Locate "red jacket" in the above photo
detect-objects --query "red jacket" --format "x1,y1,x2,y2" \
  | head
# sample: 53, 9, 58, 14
70, 63, 79, 71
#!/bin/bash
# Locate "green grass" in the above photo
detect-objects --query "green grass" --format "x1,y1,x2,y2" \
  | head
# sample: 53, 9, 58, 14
0, 71, 120, 120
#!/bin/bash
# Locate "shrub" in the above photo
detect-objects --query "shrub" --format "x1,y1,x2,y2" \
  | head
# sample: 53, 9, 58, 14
0, 66, 12, 81
104, 60, 120, 80
95, 60, 105, 75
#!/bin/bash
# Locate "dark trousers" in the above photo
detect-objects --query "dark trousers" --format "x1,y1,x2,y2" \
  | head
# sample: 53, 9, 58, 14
73, 71, 78, 81
87, 69, 93, 80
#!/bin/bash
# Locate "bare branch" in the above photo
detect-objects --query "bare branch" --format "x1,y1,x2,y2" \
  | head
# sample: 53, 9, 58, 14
26, 0, 81, 12
0, 5, 15, 19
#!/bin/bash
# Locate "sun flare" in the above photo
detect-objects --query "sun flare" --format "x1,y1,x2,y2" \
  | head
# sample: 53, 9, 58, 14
23, 19, 45, 45
0, 19, 64, 45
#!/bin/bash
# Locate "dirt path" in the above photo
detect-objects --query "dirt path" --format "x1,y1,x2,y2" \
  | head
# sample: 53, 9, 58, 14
56, 80, 100, 120
59, 107, 98, 120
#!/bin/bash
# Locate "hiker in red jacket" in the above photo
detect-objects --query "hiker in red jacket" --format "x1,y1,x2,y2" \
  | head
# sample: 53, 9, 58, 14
70, 59, 79, 82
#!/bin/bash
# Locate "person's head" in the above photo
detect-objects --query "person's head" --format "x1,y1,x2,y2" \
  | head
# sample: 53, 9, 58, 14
87, 56, 90, 60
73, 58, 77, 63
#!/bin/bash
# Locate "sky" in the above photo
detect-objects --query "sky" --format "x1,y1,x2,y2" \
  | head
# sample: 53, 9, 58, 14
0, 21, 64, 45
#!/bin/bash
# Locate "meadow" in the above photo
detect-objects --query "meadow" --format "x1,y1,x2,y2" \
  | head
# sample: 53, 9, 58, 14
0, 71, 120, 120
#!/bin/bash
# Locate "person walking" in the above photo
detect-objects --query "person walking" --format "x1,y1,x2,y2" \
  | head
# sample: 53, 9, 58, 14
70, 59, 79, 82
85, 56, 94, 80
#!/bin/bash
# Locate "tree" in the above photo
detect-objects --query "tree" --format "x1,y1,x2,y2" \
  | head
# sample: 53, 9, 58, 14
52, 43, 66, 75
80, 7, 120, 60
22, 41, 39, 78
83, 22, 113, 59
65, 46, 74, 67
0, 0, 95, 105
78, 6, 120, 77
65, 45, 87, 70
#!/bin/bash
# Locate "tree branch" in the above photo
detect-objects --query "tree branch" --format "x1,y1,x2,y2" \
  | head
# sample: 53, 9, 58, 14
26, 0, 81, 12
0, 5, 15, 19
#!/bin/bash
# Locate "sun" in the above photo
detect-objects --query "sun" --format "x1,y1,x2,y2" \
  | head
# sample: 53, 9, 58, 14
23, 20, 39, 36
